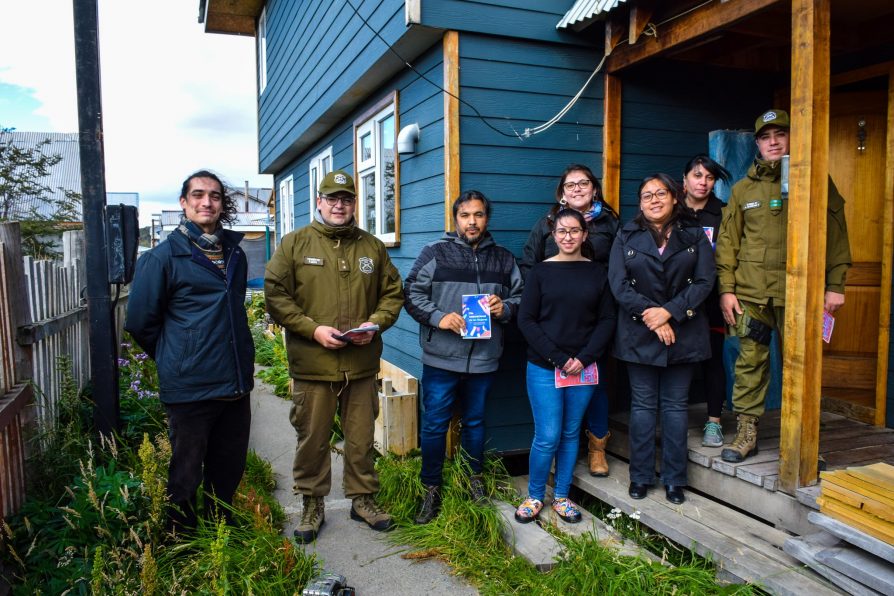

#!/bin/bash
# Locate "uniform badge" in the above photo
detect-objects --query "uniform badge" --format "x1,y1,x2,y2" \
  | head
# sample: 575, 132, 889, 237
334, 173, 347, 184
762, 111, 777, 122
769, 199, 783, 209
743, 201, 761, 210
359, 256, 374, 274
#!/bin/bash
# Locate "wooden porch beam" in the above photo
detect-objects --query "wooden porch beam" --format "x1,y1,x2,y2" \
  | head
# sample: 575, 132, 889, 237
629, 2, 654, 46
443, 31, 460, 232
602, 73, 622, 213
779, 0, 830, 493
605, 13, 625, 56
876, 69, 894, 427
606, 0, 782, 73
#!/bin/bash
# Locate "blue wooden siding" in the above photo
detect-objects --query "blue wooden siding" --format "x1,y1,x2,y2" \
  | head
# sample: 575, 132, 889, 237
617, 62, 773, 220
420, 0, 585, 46
259, 0, 407, 172
457, 32, 604, 451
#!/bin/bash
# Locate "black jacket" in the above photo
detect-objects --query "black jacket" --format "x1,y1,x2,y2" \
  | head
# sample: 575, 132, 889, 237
520, 206, 619, 279
608, 220, 715, 366
685, 194, 724, 330
125, 228, 255, 403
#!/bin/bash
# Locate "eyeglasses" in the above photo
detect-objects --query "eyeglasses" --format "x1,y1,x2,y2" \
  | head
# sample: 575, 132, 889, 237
554, 227, 583, 239
563, 179, 592, 192
321, 194, 356, 206
640, 189, 671, 203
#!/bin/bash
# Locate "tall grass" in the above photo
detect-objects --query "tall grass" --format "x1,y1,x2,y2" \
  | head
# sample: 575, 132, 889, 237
375, 453, 757, 595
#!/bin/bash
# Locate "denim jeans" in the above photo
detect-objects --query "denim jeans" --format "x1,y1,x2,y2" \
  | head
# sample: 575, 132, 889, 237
585, 383, 609, 438
420, 365, 495, 487
526, 362, 594, 501
627, 363, 694, 486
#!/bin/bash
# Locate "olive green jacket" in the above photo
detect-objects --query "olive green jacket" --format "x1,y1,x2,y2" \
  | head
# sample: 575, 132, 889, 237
715, 159, 851, 306
264, 219, 404, 382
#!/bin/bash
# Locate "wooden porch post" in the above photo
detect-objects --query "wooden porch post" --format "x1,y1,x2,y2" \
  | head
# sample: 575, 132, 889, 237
443, 30, 460, 232
779, 0, 830, 493
602, 73, 622, 212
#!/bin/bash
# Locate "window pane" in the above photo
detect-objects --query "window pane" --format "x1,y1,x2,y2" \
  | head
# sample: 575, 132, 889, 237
360, 133, 372, 162
322, 156, 331, 174
310, 167, 317, 197
363, 172, 376, 233
379, 115, 395, 234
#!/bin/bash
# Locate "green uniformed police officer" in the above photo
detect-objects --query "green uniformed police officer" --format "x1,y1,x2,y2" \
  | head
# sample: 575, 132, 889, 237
715, 109, 851, 463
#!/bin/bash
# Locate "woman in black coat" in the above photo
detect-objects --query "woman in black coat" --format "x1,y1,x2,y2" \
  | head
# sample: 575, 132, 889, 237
608, 173, 715, 504
520, 164, 619, 478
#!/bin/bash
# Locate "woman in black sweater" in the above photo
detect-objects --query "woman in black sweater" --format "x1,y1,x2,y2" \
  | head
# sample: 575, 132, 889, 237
515, 209, 616, 524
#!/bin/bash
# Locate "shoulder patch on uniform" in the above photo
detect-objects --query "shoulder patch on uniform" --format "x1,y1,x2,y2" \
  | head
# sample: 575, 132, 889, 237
359, 256, 374, 274
743, 201, 761, 210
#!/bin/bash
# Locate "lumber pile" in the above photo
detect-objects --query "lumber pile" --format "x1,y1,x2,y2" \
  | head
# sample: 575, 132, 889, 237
784, 463, 894, 594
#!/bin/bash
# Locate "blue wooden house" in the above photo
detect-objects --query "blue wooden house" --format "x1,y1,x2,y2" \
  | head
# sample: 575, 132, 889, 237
200, 0, 894, 499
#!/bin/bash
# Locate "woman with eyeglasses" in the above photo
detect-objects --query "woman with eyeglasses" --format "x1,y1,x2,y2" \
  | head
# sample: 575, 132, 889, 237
515, 208, 616, 524
608, 173, 715, 505
521, 164, 619, 478
682, 155, 732, 448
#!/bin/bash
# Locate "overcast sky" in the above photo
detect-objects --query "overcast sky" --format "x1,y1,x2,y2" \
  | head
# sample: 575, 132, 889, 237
0, 0, 272, 226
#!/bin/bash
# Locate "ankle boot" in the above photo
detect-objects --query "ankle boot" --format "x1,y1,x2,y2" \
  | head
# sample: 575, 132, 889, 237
415, 485, 441, 524
721, 414, 759, 463
586, 430, 610, 477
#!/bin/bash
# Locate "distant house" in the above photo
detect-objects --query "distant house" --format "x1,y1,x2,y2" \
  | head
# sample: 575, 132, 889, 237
199, 0, 894, 473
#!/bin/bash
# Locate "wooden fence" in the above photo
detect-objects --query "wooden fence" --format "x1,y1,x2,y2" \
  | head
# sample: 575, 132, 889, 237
0, 224, 126, 517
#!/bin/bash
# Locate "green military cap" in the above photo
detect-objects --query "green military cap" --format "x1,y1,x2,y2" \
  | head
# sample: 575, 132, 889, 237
754, 109, 790, 137
319, 170, 356, 196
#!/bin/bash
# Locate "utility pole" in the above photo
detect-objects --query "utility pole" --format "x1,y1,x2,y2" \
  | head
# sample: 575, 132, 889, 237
73, 0, 119, 434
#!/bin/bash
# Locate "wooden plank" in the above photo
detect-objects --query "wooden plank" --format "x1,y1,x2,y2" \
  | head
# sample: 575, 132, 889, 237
573, 456, 840, 594
605, 0, 781, 73
780, 0, 831, 493
817, 497, 894, 544
821, 483, 894, 523
494, 500, 563, 572
815, 542, 894, 595
876, 68, 894, 427
822, 445, 894, 469
822, 353, 876, 390
737, 460, 781, 487
783, 532, 884, 596
442, 30, 459, 233
809, 511, 894, 564
601, 73, 621, 213
830, 61, 894, 88
604, 13, 625, 56
713, 448, 780, 478
848, 463, 894, 491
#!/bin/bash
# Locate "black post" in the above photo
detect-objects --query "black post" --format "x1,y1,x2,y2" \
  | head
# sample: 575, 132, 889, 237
73, 0, 119, 434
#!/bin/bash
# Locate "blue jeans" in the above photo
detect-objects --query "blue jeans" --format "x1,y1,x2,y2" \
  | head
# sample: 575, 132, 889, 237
627, 363, 694, 486
526, 362, 594, 501
585, 383, 609, 438
420, 365, 495, 487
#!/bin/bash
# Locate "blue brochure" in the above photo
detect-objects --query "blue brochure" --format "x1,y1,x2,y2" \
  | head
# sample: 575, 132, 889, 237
461, 294, 491, 339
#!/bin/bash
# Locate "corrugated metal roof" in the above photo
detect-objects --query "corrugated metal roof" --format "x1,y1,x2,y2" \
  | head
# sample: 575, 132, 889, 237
557, 0, 627, 30
1, 131, 82, 220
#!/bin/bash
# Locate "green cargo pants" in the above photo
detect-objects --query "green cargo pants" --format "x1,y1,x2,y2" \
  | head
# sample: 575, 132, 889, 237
289, 375, 380, 498
730, 299, 786, 417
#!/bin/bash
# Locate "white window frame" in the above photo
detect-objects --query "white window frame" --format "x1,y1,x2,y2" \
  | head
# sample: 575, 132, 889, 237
257, 7, 268, 94
278, 175, 294, 237
353, 95, 398, 244
308, 146, 333, 221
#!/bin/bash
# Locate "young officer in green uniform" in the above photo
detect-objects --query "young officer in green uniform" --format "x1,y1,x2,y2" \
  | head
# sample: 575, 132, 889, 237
715, 109, 851, 463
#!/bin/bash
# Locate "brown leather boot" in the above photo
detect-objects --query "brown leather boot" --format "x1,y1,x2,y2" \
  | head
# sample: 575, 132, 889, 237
586, 430, 610, 477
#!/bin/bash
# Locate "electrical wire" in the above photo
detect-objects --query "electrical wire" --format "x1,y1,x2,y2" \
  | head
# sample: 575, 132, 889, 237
343, 0, 522, 139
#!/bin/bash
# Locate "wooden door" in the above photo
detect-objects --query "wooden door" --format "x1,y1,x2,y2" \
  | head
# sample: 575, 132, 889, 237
822, 86, 891, 425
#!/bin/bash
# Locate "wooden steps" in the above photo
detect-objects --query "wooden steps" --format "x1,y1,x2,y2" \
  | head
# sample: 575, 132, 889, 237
571, 453, 843, 595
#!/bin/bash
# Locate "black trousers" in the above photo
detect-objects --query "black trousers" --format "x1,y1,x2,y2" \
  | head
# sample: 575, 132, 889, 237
164, 394, 251, 532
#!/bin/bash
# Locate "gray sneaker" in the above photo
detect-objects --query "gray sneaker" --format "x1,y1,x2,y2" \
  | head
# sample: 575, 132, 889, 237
702, 421, 724, 447
350, 494, 394, 532
294, 495, 325, 543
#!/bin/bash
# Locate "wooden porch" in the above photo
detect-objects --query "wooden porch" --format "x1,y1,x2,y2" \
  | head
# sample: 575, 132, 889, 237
575, 403, 894, 537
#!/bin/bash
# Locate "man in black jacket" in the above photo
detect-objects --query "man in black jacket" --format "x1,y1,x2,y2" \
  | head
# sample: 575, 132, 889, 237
404, 190, 523, 523
126, 170, 254, 533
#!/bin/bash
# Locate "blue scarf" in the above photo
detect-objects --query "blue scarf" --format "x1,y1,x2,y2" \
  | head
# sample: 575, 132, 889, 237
178, 216, 223, 250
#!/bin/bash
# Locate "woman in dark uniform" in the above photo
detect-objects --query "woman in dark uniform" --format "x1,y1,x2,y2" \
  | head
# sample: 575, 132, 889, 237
682, 155, 731, 448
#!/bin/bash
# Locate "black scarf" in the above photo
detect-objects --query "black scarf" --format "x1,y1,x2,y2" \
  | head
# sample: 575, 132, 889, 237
178, 216, 223, 249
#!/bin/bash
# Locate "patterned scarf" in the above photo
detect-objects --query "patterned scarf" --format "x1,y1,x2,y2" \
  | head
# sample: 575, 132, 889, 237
178, 216, 223, 250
